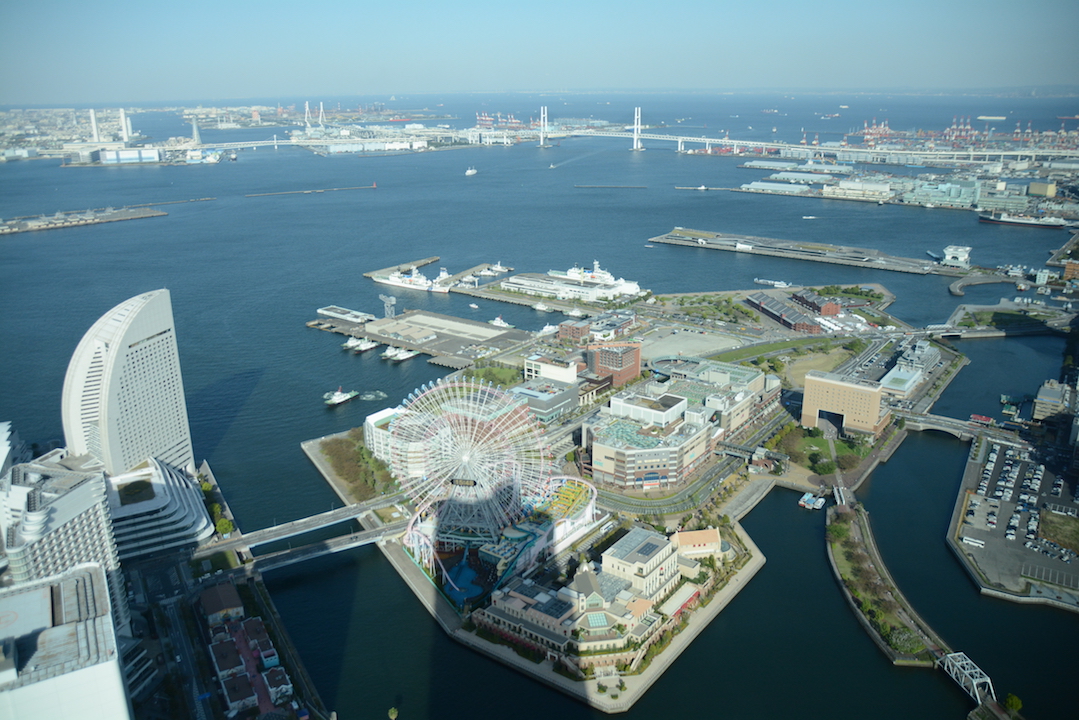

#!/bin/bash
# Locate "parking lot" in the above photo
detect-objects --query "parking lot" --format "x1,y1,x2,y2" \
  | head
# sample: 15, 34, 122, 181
957, 441, 1079, 595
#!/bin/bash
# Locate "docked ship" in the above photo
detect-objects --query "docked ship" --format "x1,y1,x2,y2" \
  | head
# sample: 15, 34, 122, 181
392, 348, 420, 361
342, 336, 365, 350
977, 211, 1067, 229
537, 323, 559, 335
564, 307, 585, 318
532, 302, 553, 312
490, 261, 509, 273
324, 387, 360, 406
754, 278, 792, 288
371, 266, 433, 291
381, 346, 404, 360
351, 338, 380, 353
489, 316, 514, 328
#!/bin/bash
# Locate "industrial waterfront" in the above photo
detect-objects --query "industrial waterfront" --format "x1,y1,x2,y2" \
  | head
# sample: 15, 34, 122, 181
3, 93, 1079, 719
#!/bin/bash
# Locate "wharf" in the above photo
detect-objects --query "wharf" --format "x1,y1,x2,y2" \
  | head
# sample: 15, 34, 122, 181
363, 256, 439, 278
306, 308, 533, 367
651, 227, 966, 277
0, 206, 166, 235
1045, 229, 1079, 267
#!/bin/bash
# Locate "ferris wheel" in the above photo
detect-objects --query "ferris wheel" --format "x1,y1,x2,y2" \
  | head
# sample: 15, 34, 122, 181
390, 378, 552, 546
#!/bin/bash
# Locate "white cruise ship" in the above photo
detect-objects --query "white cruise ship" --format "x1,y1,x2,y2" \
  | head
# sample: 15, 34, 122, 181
371, 266, 432, 292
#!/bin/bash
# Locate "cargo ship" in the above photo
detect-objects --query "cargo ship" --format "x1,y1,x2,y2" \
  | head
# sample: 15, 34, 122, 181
977, 211, 1067, 229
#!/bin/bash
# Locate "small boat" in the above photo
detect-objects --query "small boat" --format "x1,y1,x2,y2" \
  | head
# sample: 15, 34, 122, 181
644, 244, 654, 248
489, 316, 514, 328
798, 492, 826, 510
469, 303, 479, 309
392, 349, 419, 361
537, 323, 559, 335
381, 347, 403, 360
342, 336, 364, 350
549, 163, 556, 169
324, 387, 360, 406
465, 167, 477, 176
532, 302, 552, 312
564, 307, 584, 318
697, 185, 708, 191
802, 216, 817, 220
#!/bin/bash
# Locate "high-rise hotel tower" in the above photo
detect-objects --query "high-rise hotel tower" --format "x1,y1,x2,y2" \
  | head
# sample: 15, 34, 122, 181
61, 289, 194, 476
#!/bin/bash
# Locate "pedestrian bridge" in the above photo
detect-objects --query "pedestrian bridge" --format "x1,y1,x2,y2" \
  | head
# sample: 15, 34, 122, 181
253, 521, 408, 573
192, 497, 404, 561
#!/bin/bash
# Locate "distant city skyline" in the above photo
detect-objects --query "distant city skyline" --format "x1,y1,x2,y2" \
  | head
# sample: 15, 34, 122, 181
2, 0, 1077, 106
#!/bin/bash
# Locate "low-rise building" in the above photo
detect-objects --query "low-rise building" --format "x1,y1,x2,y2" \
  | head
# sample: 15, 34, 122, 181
508, 378, 578, 424
746, 292, 821, 333
209, 639, 244, 680
200, 582, 244, 625
263, 666, 294, 704
221, 674, 257, 714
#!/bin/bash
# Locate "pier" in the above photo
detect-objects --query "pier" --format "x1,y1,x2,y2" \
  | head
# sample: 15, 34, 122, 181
0, 206, 166, 235
650, 227, 966, 277
363, 256, 440, 278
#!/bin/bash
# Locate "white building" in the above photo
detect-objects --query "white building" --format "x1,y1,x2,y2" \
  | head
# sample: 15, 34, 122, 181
0, 563, 132, 720
108, 457, 214, 560
0, 450, 129, 635
601, 527, 680, 600
62, 289, 194, 476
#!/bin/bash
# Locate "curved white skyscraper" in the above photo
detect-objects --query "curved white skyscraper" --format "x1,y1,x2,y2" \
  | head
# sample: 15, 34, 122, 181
62, 289, 194, 475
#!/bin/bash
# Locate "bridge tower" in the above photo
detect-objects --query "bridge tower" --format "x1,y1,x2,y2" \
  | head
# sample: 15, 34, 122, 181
319, 101, 325, 127
119, 108, 130, 142
191, 118, 201, 146
304, 101, 311, 129
89, 109, 100, 142
631, 107, 644, 151
938, 652, 996, 705
538, 106, 551, 148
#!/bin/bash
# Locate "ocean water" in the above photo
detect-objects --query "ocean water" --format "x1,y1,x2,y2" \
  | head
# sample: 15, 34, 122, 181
2, 93, 1077, 718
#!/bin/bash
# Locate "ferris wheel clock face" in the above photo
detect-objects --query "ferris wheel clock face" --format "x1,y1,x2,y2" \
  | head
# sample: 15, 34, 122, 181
390, 380, 551, 538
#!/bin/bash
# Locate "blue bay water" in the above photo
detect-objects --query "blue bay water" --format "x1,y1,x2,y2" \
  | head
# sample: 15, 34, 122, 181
2, 93, 1077, 718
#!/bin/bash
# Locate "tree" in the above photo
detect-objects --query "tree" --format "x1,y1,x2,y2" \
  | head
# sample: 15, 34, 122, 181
838, 454, 861, 471
215, 517, 234, 535
1004, 694, 1022, 714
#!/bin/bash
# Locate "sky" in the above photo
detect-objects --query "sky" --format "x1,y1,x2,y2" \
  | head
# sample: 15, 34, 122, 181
2, 0, 1078, 106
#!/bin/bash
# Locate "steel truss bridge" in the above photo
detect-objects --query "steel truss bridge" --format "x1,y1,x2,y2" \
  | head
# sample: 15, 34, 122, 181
938, 652, 996, 705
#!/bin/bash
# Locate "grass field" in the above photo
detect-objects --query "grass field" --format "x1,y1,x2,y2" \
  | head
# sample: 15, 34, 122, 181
784, 348, 852, 387
1040, 512, 1079, 554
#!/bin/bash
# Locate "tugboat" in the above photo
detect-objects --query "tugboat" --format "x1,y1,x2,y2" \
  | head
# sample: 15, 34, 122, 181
324, 387, 360, 406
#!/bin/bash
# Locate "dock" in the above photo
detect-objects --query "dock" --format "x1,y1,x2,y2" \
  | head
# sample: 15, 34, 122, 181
363, 256, 440, 278
0, 206, 167, 235
650, 227, 966, 277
